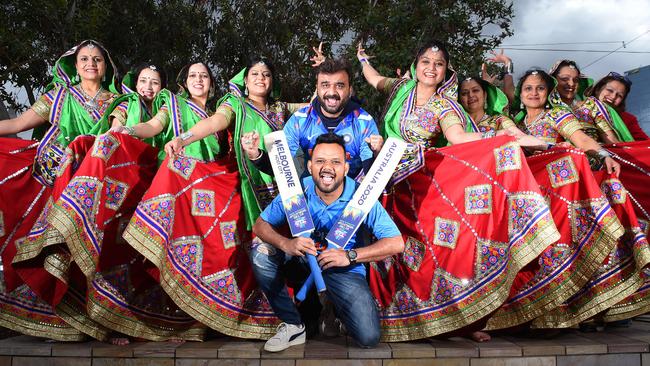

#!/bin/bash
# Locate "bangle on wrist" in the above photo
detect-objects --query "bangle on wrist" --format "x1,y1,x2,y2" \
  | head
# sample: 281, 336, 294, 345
505, 61, 514, 75
249, 149, 264, 161
481, 130, 496, 139
597, 149, 612, 161
180, 131, 194, 141
124, 126, 136, 136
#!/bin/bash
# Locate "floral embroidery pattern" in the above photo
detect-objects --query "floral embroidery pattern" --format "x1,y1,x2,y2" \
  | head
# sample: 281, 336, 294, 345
168, 155, 197, 180
220, 221, 240, 249
104, 177, 129, 210
91, 133, 120, 162
600, 178, 626, 205
191, 189, 215, 217
493, 142, 521, 175
401, 237, 426, 272
465, 184, 493, 214
546, 155, 580, 188
433, 217, 460, 249
172, 236, 203, 277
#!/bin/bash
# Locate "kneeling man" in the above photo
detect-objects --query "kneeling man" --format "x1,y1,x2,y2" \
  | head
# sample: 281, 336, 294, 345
251, 132, 404, 352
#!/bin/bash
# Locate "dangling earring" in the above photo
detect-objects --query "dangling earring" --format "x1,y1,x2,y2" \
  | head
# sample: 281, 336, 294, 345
74, 74, 79, 83
244, 84, 249, 95
484, 101, 488, 110
520, 102, 524, 110
102, 74, 106, 82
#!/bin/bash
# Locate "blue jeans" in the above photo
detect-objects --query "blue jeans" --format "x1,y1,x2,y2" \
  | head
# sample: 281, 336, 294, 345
249, 241, 381, 348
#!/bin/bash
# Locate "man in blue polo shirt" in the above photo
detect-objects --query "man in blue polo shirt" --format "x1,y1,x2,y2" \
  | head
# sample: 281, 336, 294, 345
251, 132, 404, 352
242, 58, 384, 179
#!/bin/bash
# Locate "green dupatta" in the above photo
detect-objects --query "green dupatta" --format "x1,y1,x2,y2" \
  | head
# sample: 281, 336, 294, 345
458, 76, 510, 133
545, 62, 634, 142
514, 75, 569, 123
605, 103, 634, 142
154, 89, 222, 161
34, 40, 120, 144
381, 63, 468, 146
223, 67, 281, 229
548, 60, 594, 103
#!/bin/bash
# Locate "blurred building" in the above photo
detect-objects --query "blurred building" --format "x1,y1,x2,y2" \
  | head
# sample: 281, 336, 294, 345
625, 65, 650, 133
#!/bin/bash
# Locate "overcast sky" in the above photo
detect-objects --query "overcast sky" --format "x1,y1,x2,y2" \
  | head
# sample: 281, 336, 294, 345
502, 0, 650, 80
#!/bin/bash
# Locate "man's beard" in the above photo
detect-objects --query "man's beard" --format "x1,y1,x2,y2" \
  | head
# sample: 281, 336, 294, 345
318, 94, 349, 115
313, 169, 344, 194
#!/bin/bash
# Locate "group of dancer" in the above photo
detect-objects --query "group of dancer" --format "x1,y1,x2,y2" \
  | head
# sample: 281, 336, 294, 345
1, 38, 649, 350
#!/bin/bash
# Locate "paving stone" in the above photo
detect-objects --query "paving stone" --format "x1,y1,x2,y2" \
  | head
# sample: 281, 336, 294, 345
176, 359, 260, 366
384, 359, 469, 366
503, 336, 565, 356
577, 331, 648, 353
470, 357, 555, 366
297, 360, 381, 366
476, 337, 522, 358
0, 335, 52, 356
92, 341, 136, 357
94, 359, 175, 366
609, 328, 650, 343
261, 342, 305, 359
132, 341, 180, 358
175, 340, 222, 358
130, 359, 176, 366
261, 360, 296, 366
557, 353, 640, 366
51, 341, 93, 357
429, 337, 479, 358
52, 357, 92, 366
388, 341, 435, 358
10, 357, 91, 366
91, 359, 131, 366
552, 332, 607, 355
217, 341, 263, 359
303, 337, 348, 359
348, 342, 391, 359
642, 353, 650, 366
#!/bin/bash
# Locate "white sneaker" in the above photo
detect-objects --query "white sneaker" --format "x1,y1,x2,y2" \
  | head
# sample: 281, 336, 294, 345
264, 322, 306, 352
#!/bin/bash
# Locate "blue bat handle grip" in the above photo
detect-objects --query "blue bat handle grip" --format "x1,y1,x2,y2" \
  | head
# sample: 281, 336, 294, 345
296, 273, 315, 301
305, 254, 325, 293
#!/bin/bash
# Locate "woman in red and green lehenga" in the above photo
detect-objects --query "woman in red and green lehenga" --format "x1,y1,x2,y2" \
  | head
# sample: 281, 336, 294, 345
357, 40, 560, 342
124, 58, 304, 339
48, 63, 205, 343
550, 60, 633, 144
536, 62, 650, 328
585, 73, 650, 322
0, 40, 119, 340
482, 69, 625, 331
458, 71, 650, 330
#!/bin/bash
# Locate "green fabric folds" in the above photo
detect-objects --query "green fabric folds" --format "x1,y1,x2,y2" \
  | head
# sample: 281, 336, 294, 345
605, 104, 634, 142
154, 89, 221, 161
54, 91, 112, 146
228, 66, 281, 99
98, 91, 171, 159
34, 40, 119, 142
221, 93, 277, 229
48, 40, 120, 94
223, 67, 284, 228
382, 64, 463, 147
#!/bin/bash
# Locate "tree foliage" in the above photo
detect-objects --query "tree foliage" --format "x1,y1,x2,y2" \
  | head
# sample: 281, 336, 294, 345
0, 0, 513, 116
